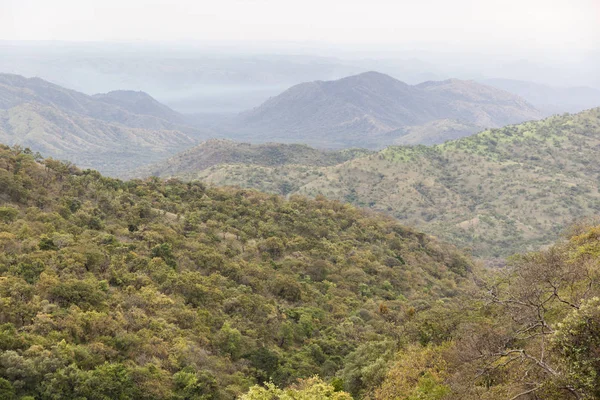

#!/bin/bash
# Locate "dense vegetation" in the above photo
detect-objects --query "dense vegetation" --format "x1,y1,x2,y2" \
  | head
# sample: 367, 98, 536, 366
0, 145, 475, 399
370, 221, 600, 399
156, 108, 600, 259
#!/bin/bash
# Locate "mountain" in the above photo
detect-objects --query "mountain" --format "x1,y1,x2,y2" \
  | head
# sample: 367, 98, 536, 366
223, 72, 542, 148
481, 78, 600, 115
0, 73, 209, 175
129, 139, 372, 182
3, 142, 599, 400
0, 144, 474, 399
0, 73, 193, 130
145, 108, 600, 258
92, 89, 187, 123
3, 42, 598, 114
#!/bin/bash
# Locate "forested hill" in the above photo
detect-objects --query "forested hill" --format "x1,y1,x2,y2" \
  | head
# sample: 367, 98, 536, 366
128, 139, 373, 181
0, 144, 475, 399
160, 108, 600, 259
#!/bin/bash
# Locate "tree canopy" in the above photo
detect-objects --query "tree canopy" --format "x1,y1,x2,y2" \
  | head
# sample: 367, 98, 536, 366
0, 145, 474, 399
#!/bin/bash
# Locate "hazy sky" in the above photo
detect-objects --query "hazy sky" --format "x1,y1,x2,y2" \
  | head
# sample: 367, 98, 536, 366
2, 0, 599, 53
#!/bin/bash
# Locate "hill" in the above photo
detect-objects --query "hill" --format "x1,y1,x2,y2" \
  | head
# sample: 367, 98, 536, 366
223, 72, 542, 148
129, 139, 372, 183
0, 144, 475, 399
0, 74, 208, 175
149, 108, 600, 258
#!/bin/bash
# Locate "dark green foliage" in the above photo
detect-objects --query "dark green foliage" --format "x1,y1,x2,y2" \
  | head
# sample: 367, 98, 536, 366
151, 243, 177, 268
10, 261, 45, 284
247, 347, 280, 383
38, 235, 57, 251
0, 377, 16, 400
0, 207, 18, 223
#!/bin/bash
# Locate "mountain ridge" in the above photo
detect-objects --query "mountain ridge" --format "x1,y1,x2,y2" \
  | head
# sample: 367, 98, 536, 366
128, 139, 373, 181
481, 77, 600, 115
224, 71, 542, 148
0, 73, 211, 175
92, 89, 186, 123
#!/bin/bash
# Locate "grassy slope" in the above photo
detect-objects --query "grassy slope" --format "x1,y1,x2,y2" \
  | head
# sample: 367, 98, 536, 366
186, 109, 600, 258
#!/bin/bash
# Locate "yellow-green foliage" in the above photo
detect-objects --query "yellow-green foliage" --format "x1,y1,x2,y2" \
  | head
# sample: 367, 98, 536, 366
374, 344, 451, 400
240, 377, 352, 400
553, 297, 600, 397
392, 222, 600, 400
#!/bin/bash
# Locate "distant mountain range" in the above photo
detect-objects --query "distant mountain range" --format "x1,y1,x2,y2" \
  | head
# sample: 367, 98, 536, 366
0, 71, 549, 176
140, 108, 600, 258
222, 72, 543, 148
481, 78, 600, 116
0, 73, 210, 175
3, 43, 598, 114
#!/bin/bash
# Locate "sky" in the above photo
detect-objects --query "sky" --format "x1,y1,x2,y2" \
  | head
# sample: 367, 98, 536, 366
1, 0, 599, 53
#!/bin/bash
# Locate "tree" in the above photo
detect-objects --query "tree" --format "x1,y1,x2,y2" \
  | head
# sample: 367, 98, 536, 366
79, 363, 137, 400
216, 322, 243, 360
374, 345, 450, 400
239, 377, 351, 400
553, 297, 600, 398
459, 226, 600, 399
0, 377, 16, 400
